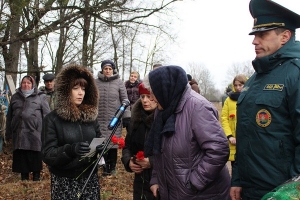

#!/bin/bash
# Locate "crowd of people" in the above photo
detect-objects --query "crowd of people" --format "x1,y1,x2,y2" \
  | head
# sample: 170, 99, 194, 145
2, 0, 300, 199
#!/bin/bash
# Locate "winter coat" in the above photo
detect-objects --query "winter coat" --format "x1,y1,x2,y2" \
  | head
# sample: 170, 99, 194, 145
232, 36, 300, 199
189, 79, 200, 94
6, 88, 50, 151
42, 65, 101, 179
39, 86, 56, 111
150, 87, 231, 200
95, 72, 130, 148
121, 99, 155, 200
125, 80, 140, 110
221, 93, 239, 161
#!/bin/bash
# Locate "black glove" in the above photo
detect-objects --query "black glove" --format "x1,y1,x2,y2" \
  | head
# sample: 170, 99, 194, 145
66, 142, 90, 157
122, 118, 131, 128
96, 144, 105, 154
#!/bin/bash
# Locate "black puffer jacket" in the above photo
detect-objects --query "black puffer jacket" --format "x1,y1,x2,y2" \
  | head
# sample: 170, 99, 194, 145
121, 99, 155, 200
42, 64, 101, 178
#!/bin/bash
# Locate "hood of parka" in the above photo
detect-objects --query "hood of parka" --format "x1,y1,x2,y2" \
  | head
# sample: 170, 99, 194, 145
55, 63, 99, 122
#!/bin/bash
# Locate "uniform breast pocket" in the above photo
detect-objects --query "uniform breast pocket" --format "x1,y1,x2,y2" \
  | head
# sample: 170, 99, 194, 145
255, 92, 284, 108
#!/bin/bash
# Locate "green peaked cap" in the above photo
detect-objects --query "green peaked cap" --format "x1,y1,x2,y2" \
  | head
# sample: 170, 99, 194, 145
249, 0, 300, 35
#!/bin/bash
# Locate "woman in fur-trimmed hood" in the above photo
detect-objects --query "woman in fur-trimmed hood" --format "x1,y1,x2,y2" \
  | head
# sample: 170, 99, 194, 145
42, 63, 102, 200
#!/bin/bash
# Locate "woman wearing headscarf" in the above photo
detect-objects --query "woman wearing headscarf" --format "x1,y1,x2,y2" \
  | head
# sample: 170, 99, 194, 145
95, 59, 130, 176
42, 64, 101, 200
144, 65, 231, 200
6, 75, 50, 181
121, 83, 157, 200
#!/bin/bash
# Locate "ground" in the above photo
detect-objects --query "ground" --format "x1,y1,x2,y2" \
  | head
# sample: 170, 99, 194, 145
0, 132, 134, 200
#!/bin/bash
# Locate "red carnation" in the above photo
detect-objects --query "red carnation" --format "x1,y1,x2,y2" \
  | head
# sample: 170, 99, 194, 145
229, 114, 235, 119
136, 151, 145, 160
111, 135, 125, 149
111, 135, 119, 144
118, 138, 125, 149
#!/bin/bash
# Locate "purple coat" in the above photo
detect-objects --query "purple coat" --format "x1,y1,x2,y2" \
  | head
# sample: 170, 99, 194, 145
150, 87, 230, 200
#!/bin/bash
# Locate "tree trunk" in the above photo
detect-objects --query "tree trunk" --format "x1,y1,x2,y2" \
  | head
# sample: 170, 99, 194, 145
82, 0, 91, 67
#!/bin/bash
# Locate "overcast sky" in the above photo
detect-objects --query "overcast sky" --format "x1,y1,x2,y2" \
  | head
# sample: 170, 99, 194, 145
169, 0, 300, 91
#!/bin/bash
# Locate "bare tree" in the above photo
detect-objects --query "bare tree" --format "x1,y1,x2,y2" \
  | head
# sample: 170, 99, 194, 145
0, 0, 178, 84
188, 62, 220, 101
224, 60, 254, 87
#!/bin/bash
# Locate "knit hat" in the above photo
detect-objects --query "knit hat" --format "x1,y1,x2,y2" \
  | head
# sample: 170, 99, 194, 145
101, 60, 116, 70
138, 83, 150, 95
187, 74, 192, 81
149, 66, 188, 109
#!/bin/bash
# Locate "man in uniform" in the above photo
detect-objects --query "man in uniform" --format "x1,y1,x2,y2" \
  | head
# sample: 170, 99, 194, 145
39, 73, 56, 111
230, 1, 300, 199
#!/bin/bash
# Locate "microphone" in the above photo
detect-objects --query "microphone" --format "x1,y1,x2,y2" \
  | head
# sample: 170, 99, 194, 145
108, 99, 130, 130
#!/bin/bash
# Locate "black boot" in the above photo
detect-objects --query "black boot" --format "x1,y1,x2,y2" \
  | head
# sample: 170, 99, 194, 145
33, 171, 40, 181
110, 161, 117, 176
108, 149, 117, 176
102, 162, 111, 177
21, 173, 29, 181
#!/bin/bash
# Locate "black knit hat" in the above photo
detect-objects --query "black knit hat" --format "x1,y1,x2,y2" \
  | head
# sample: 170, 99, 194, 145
149, 66, 188, 109
101, 60, 116, 70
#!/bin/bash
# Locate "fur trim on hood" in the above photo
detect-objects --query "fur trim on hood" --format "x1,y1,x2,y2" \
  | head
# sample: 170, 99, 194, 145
55, 63, 99, 122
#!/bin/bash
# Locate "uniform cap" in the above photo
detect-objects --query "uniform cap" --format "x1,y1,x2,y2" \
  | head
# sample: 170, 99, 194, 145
249, 0, 300, 35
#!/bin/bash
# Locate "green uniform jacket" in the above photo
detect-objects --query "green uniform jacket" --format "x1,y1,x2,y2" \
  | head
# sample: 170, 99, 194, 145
232, 36, 300, 199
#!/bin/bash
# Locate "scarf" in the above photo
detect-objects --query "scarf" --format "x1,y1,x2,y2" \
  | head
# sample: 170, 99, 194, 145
228, 92, 240, 101
21, 88, 34, 98
144, 66, 188, 156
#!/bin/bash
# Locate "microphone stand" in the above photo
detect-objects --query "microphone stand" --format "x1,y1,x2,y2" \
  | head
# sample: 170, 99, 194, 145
76, 119, 121, 200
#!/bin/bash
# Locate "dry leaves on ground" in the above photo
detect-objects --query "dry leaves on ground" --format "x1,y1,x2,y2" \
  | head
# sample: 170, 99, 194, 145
0, 130, 134, 200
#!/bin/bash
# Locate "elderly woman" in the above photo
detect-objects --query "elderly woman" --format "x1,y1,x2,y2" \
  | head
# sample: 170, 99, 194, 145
121, 83, 157, 200
42, 64, 101, 200
143, 65, 231, 200
6, 75, 50, 181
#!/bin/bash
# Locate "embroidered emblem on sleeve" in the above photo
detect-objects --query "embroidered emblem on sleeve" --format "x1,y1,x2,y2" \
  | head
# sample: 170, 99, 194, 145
256, 109, 271, 127
263, 84, 284, 91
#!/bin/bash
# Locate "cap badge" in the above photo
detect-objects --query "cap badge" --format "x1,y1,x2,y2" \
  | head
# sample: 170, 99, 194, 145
254, 18, 257, 25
